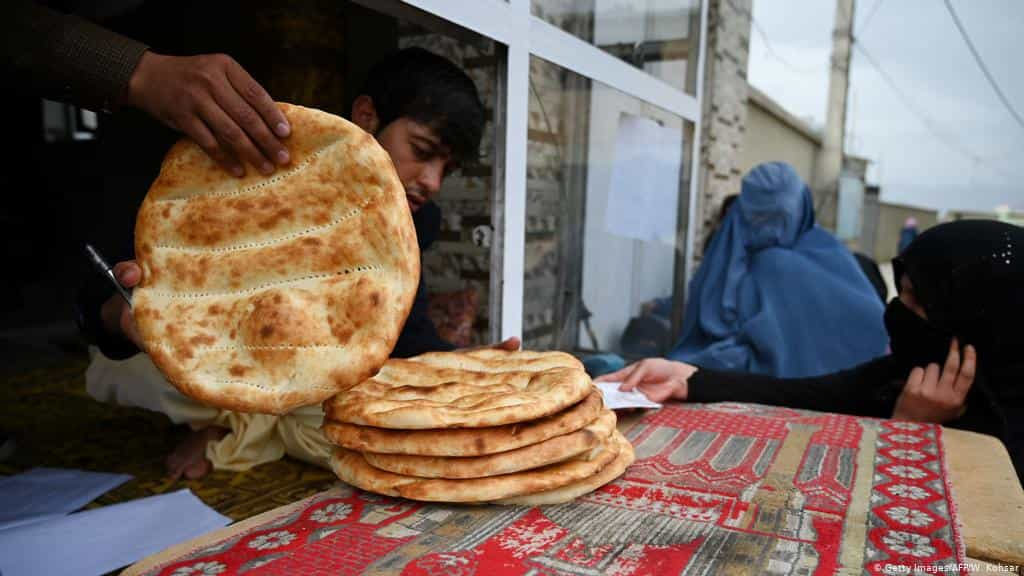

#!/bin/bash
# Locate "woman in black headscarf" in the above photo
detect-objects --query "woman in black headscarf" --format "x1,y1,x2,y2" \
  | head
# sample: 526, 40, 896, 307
598, 220, 1024, 482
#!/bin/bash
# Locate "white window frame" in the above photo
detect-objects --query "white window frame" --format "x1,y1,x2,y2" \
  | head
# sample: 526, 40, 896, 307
399, 0, 709, 340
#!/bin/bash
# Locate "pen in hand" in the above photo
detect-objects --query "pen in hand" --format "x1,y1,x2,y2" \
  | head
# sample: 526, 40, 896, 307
84, 243, 133, 309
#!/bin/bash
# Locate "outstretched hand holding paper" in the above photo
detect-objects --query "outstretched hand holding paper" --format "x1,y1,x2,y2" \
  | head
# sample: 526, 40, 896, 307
595, 381, 663, 410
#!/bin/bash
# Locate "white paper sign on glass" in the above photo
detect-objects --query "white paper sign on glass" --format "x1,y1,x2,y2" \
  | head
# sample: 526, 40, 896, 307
604, 113, 683, 244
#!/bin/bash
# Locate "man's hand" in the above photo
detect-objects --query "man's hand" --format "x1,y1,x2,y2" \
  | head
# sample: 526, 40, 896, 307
126, 52, 291, 177
455, 336, 521, 353
892, 338, 976, 423
100, 261, 143, 349
491, 337, 521, 352
595, 358, 697, 403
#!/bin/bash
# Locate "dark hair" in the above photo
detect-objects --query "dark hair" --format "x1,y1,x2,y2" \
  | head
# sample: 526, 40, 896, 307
703, 194, 740, 250
719, 194, 739, 221
362, 47, 485, 165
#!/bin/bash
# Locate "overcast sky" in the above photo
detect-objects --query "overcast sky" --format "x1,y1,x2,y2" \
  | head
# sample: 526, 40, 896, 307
747, 0, 1023, 214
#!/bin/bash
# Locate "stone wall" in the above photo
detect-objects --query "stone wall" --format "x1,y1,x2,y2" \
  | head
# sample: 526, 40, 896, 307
696, 0, 753, 255
522, 1, 585, 351
522, 56, 571, 350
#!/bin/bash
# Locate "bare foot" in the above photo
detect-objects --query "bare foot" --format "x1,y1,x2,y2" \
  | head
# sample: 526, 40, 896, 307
166, 426, 228, 480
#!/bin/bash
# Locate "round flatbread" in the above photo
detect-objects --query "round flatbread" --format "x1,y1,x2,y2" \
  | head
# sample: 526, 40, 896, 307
322, 389, 604, 456
324, 353, 593, 429
330, 429, 622, 503
409, 348, 584, 372
361, 410, 616, 478
132, 103, 419, 414
495, 430, 634, 505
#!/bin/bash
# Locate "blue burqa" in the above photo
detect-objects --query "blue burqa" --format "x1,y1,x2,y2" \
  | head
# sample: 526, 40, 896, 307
668, 162, 888, 377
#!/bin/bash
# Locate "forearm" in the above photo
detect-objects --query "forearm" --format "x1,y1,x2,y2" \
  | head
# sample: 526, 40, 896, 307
7, 0, 148, 111
390, 281, 456, 358
391, 315, 455, 358
75, 282, 140, 359
687, 356, 901, 418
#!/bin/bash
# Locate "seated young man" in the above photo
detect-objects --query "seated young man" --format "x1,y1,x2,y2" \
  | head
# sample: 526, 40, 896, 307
78, 47, 513, 479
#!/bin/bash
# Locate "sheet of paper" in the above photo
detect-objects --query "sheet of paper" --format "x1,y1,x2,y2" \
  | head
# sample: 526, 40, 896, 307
604, 114, 683, 243
596, 381, 663, 410
0, 489, 232, 576
0, 468, 132, 531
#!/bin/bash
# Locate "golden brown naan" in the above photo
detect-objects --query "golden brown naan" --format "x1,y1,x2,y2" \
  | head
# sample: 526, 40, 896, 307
132, 103, 419, 414
322, 390, 604, 456
495, 431, 634, 505
324, 353, 593, 429
330, 429, 621, 503
361, 410, 616, 478
408, 348, 584, 372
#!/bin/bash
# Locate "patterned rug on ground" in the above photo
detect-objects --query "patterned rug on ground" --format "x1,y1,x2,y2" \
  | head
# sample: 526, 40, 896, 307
128, 402, 967, 576
0, 362, 336, 520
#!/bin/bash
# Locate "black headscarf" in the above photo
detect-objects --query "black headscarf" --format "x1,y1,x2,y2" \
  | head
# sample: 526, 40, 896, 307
887, 220, 1023, 481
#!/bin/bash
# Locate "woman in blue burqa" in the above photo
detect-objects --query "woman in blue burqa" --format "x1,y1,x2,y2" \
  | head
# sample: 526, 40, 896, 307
669, 162, 888, 377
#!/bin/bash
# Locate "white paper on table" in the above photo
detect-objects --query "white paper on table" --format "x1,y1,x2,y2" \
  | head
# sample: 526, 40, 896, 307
0, 468, 132, 531
0, 489, 232, 576
604, 113, 683, 243
596, 381, 663, 410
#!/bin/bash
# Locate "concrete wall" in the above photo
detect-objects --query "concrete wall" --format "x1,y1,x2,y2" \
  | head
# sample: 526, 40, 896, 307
872, 202, 939, 263
739, 90, 819, 185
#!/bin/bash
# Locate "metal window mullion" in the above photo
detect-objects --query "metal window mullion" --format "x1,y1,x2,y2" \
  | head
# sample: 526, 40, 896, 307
498, 0, 530, 340
395, 0, 516, 45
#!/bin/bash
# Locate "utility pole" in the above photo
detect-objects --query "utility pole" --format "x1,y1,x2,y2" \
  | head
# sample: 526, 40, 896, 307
813, 0, 855, 232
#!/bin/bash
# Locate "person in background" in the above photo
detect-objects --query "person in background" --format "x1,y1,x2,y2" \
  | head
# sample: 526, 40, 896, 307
898, 216, 919, 254
82, 48, 517, 480
350, 47, 490, 358
668, 162, 889, 378
703, 193, 739, 253
598, 219, 1024, 483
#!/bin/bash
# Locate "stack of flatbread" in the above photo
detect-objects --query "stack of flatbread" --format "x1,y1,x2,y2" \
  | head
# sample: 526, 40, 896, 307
322, 349, 634, 505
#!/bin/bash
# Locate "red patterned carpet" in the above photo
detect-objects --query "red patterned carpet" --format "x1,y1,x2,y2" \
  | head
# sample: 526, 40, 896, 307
128, 402, 967, 575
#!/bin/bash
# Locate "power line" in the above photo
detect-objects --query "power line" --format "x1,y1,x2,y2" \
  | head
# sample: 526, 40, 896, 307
853, 41, 1012, 182
856, 0, 885, 37
724, 0, 821, 77
740, 0, 1015, 183
749, 19, 821, 77
853, 42, 968, 159
833, 0, 1014, 181
941, 0, 1024, 133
